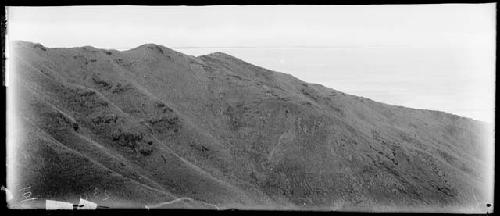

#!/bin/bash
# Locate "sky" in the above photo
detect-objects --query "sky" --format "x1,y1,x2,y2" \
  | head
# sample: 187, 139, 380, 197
6, 4, 496, 123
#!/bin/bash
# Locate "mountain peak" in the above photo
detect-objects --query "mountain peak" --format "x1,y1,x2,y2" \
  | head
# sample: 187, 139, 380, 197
12, 40, 48, 51
127, 43, 183, 57
139, 43, 166, 49
205, 52, 237, 59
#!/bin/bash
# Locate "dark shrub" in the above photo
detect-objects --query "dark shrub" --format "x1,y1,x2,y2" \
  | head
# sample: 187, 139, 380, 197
72, 122, 79, 131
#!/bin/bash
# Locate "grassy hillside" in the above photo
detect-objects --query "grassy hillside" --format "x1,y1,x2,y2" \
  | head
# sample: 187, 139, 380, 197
7, 41, 491, 212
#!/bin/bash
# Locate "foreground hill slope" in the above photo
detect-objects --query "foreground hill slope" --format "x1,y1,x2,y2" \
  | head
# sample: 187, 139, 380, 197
8, 41, 491, 211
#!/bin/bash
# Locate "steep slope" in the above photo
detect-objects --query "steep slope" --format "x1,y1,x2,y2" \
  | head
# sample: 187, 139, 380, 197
8, 41, 491, 212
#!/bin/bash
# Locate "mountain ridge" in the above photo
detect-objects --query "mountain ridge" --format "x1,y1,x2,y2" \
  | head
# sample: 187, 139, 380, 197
8, 40, 487, 122
7, 41, 491, 212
